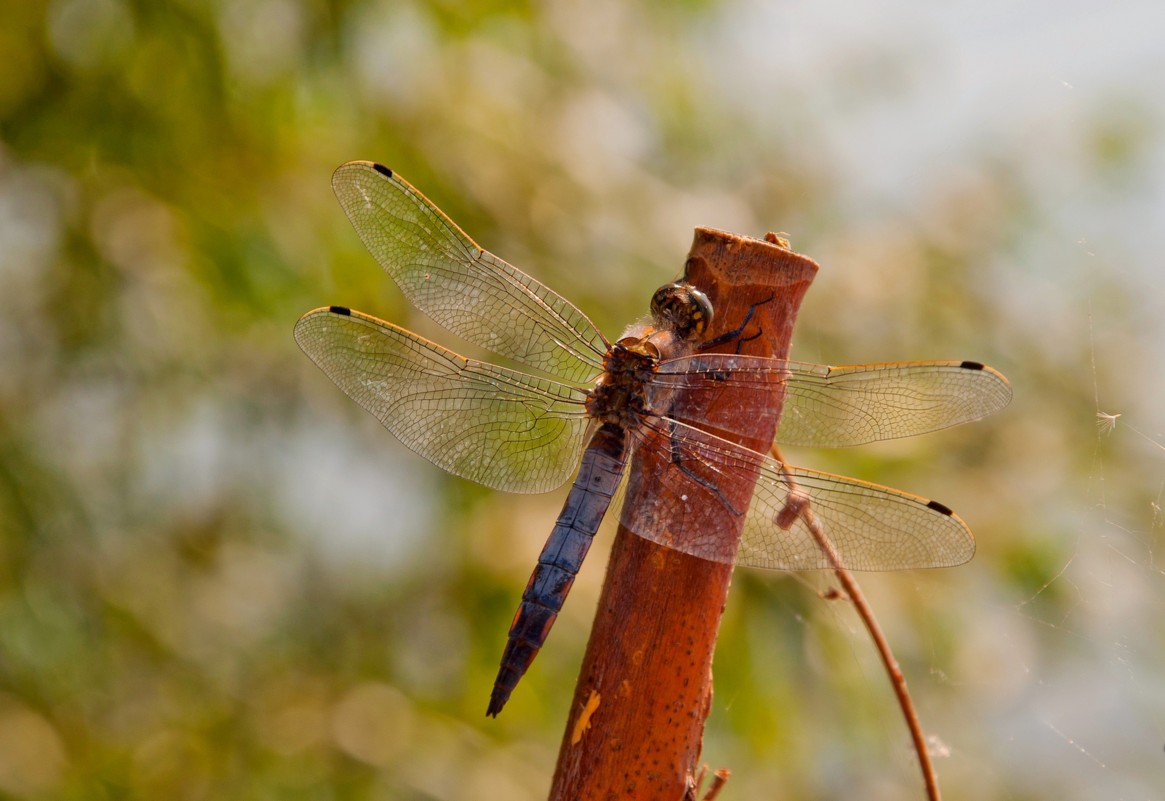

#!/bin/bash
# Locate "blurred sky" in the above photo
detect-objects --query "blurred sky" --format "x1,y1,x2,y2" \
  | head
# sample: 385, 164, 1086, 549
1, 1, 1163, 799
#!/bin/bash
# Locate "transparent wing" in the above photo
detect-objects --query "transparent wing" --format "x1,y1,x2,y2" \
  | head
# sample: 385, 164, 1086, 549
332, 162, 608, 383
622, 418, 974, 570
654, 355, 1012, 447
295, 306, 592, 493
736, 461, 974, 571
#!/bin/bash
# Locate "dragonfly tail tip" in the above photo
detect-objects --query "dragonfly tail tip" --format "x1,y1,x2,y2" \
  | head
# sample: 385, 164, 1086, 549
486, 689, 510, 718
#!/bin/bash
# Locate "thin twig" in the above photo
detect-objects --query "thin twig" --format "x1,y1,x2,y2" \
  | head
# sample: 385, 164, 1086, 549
772, 445, 942, 801
700, 768, 730, 801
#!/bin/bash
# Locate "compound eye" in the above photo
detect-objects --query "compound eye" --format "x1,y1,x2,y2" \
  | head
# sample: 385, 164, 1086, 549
650, 282, 714, 341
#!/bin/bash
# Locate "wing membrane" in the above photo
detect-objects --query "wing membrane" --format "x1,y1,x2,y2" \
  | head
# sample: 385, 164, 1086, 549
332, 162, 608, 383
622, 418, 974, 570
295, 307, 591, 493
737, 461, 974, 570
655, 356, 1012, 447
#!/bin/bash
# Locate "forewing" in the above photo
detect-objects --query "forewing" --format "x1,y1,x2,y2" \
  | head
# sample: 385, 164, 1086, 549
332, 162, 608, 383
776, 360, 1012, 447
621, 418, 974, 570
295, 306, 591, 493
655, 355, 1012, 447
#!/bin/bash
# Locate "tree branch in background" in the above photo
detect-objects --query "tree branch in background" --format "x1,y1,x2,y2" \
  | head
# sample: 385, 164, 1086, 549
772, 444, 943, 801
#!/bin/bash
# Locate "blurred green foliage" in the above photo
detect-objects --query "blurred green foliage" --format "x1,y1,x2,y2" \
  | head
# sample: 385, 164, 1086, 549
1, 0, 1163, 799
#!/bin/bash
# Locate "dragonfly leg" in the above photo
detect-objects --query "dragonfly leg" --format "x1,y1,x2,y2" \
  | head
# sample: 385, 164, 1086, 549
664, 419, 743, 517
698, 292, 775, 353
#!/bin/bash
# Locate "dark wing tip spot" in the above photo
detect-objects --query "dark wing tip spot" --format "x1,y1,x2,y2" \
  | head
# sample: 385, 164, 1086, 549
926, 499, 954, 516
959, 360, 985, 370
328, 305, 352, 316
372, 163, 393, 178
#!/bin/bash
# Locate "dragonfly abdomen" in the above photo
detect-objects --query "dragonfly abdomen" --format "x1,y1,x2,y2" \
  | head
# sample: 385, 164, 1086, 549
487, 424, 628, 717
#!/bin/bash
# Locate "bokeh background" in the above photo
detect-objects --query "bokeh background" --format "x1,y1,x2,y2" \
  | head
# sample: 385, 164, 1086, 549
2, 0, 1163, 798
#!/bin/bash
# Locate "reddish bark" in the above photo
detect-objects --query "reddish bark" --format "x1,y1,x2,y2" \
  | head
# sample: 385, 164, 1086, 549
549, 228, 819, 800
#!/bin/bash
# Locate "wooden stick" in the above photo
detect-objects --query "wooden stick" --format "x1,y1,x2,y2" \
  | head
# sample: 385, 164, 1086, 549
548, 229, 818, 800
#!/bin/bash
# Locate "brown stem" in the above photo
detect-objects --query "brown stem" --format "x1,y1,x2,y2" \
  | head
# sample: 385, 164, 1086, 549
548, 230, 818, 800
771, 445, 943, 801
699, 768, 730, 801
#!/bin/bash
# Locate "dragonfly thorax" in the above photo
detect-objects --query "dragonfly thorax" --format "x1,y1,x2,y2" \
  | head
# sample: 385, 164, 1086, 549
585, 337, 660, 427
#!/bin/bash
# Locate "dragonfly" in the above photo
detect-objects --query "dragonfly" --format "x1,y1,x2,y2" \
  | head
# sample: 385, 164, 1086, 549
295, 162, 1012, 717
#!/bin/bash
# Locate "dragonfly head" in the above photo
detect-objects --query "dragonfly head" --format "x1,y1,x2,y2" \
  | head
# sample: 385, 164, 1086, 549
650, 282, 713, 342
